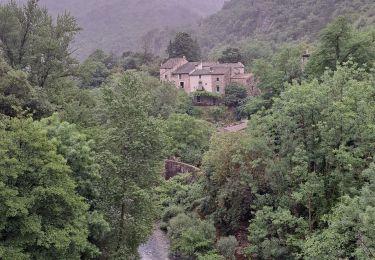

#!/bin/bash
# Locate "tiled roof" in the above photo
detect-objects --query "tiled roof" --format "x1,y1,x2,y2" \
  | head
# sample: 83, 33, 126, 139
190, 69, 212, 76
231, 73, 253, 79
162, 60, 244, 76
172, 62, 199, 74
202, 62, 220, 67
189, 66, 231, 76
213, 62, 245, 68
212, 67, 231, 74
160, 57, 186, 69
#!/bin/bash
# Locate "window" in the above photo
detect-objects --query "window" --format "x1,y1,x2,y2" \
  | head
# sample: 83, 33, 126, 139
180, 82, 184, 89
217, 77, 220, 81
165, 75, 168, 79
197, 96, 201, 103
216, 86, 220, 92
179, 74, 182, 79
199, 75, 202, 79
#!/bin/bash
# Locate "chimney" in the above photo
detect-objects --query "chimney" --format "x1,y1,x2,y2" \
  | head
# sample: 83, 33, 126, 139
197, 61, 203, 70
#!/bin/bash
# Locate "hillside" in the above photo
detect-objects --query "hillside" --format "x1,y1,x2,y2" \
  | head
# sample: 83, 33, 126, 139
196, 0, 375, 52
1, 0, 225, 58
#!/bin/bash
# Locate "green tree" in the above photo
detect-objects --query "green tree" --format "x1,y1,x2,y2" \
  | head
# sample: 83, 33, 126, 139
223, 83, 247, 108
96, 72, 165, 258
218, 47, 243, 63
167, 32, 201, 61
0, 0, 81, 119
164, 113, 213, 165
253, 43, 306, 95
303, 163, 375, 260
38, 114, 110, 256
306, 16, 375, 78
201, 132, 271, 234
245, 207, 307, 259
242, 62, 375, 258
79, 60, 110, 88
0, 56, 34, 117
169, 214, 216, 259
0, 117, 96, 259
216, 236, 238, 260
0, 0, 80, 88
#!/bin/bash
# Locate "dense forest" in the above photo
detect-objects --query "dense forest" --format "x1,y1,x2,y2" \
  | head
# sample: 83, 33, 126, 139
196, 0, 375, 54
0, 0, 375, 260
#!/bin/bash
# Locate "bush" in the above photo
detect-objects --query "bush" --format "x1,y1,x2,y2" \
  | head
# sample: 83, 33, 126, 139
223, 84, 247, 108
168, 213, 196, 242
169, 214, 216, 258
198, 252, 226, 260
159, 221, 168, 232
217, 236, 238, 259
209, 106, 227, 123
162, 205, 184, 223
164, 113, 213, 165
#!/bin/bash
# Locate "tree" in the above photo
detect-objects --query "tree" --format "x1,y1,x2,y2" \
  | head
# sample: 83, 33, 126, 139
38, 114, 110, 256
196, 62, 375, 258
200, 132, 271, 234
252, 43, 306, 95
0, 0, 80, 88
241, 62, 375, 258
216, 236, 238, 260
0, 117, 96, 259
169, 214, 216, 259
306, 16, 375, 78
95, 72, 165, 258
303, 163, 375, 259
0, 56, 33, 117
164, 113, 213, 165
218, 47, 243, 63
223, 83, 248, 108
0, 0, 81, 119
167, 32, 201, 61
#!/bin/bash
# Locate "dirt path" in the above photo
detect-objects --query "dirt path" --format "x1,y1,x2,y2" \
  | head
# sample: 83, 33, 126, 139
219, 120, 248, 133
138, 225, 171, 260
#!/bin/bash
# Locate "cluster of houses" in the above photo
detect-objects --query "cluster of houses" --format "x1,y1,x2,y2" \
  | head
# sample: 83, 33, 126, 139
160, 56, 260, 105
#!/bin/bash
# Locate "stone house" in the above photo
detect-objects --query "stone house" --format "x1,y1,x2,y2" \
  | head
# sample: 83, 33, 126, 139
160, 56, 260, 105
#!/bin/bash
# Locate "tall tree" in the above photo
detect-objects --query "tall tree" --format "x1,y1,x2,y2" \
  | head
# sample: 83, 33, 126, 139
0, 0, 80, 88
167, 32, 201, 61
38, 114, 110, 257
0, 117, 96, 259
96, 72, 165, 258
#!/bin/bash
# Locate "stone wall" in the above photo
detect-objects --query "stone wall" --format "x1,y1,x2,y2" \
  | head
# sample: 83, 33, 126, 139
164, 160, 199, 180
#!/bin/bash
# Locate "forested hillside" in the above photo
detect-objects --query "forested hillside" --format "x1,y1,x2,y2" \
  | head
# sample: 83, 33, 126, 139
0, 0, 225, 58
196, 0, 375, 53
0, 0, 375, 260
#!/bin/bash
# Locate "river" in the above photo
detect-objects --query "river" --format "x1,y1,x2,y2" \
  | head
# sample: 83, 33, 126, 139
138, 225, 171, 260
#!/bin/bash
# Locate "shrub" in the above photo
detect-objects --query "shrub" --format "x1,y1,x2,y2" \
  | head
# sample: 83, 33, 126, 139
159, 221, 168, 232
209, 106, 227, 122
223, 84, 247, 108
162, 205, 184, 223
198, 252, 226, 260
169, 214, 216, 258
217, 236, 238, 259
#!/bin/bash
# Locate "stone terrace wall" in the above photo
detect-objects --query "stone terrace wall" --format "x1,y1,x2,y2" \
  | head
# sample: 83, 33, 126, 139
165, 160, 200, 180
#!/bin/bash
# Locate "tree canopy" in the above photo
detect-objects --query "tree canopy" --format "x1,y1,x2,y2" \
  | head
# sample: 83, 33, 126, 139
167, 32, 201, 61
